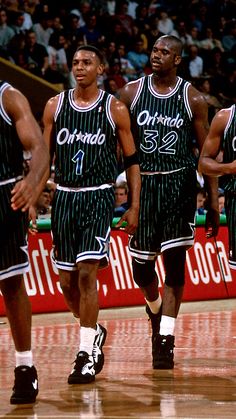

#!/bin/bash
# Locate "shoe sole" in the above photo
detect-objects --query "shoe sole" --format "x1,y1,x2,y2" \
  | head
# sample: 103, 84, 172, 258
68, 374, 95, 384
10, 394, 38, 404
94, 326, 107, 375
153, 360, 174, 369
68, 375, 95, 384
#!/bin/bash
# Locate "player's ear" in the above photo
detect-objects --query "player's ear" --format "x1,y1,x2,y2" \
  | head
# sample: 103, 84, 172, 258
174, 55, 182, 66
97, 63, 105, 75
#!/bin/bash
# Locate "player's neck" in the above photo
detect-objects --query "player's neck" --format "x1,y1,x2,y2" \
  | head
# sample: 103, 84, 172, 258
73, 85, 100, 107
151, 73, 179, 94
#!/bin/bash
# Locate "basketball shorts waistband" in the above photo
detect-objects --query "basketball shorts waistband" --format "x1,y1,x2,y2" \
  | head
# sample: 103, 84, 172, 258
140, 167, 186, 175
0, 175, 23, 186
57, 183, 114, 192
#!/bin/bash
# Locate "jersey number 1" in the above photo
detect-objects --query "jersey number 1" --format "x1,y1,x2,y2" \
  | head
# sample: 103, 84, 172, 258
72, 149, 85, 175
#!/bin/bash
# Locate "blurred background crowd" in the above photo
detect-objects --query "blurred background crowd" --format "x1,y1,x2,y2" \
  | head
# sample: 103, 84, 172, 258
1, 0, 235, 217
0, 0, 235, 112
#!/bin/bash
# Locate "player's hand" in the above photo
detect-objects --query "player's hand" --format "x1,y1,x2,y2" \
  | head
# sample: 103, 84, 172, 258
115, 207, 139, 235
205, 208, 220, 238
28, 206, 38, 235
11, 179, 34, 212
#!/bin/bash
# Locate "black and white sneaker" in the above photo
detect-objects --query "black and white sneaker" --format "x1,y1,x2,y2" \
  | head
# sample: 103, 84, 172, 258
93, 324, 107, 375
152, 334, 175, 369
10, 365, 38, 404
68, 351, 95, 384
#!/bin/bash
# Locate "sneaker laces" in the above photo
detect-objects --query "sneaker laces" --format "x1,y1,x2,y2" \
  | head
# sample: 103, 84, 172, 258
72, 352, 87, 368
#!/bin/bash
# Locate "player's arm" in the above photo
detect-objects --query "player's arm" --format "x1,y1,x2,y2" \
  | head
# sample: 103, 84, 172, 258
198, 108, 236, 176
4, 86, 50, 211
190, 85, 219, 236
118, 79, 140, 106
110, 97, 141, 234
42, 95, 59, 163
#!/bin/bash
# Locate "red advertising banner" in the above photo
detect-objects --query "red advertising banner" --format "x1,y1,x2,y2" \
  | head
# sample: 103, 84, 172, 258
0, 226, 235, 315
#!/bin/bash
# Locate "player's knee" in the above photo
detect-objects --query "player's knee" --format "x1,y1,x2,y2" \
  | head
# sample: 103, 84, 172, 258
59, 279, 70, 297
59, 272, 74, 297
132, 258, 157, 287
163, 247, 186, 287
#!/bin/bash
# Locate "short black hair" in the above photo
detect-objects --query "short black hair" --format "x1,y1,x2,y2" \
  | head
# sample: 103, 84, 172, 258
75, 45, 104, 63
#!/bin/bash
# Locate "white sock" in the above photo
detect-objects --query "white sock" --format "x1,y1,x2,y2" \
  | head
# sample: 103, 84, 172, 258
145, 295, 162, 314
79, 326, 96, 356
159, 315, 175, 336
15, 350, 33, 367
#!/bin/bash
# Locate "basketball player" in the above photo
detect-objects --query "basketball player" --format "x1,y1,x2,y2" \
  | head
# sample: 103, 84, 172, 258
0, 81, 49, 403
199, 105, 236, 269
42, 45, 141, 384
119, 35, 219, 369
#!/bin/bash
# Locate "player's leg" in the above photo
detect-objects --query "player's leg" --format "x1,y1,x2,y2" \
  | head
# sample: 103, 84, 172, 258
132, 257, 162, 338
64, 188, 111, 383
58, 269, 81, 316
1, 275, 38, 404
152, 246, 186, 369
130, 175, 162, 336
62, 262, 98, 384
0, 188, 38, 404
225, 193, 236, 270
152, 169, 196, 369
0, 275, 31, 351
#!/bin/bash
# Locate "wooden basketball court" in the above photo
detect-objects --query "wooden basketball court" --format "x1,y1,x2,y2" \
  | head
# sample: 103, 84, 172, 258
0, 299, 236, 418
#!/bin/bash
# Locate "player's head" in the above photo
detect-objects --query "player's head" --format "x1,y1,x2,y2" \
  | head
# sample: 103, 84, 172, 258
75, 45, 104, 64
151, 35, 183, 74
156, 35, 183, 55
72, 45, 104, 84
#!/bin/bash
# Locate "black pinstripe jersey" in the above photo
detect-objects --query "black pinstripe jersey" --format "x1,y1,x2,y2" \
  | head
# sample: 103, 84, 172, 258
54, 89, 118, 187
221, 104, 236, 191
129, 75, 196, 172
0, 81, 24, 181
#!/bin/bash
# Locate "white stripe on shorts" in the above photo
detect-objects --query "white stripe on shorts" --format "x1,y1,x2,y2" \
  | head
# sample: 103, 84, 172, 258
57, 183, 114, 192
0, 176, 23, 186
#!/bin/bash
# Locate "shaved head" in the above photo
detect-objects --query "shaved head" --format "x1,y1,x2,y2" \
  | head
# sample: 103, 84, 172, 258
155, 35, 183, 56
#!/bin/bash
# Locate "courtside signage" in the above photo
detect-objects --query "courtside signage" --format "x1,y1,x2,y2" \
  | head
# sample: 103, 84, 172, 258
0, 226, 234, 315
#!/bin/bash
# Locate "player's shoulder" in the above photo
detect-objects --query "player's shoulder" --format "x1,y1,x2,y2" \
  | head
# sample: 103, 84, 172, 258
3, 84, 25, 101
110, 94, 129, 113
2, 84, 31, 117
212, 106, 234, 126
187, 82, 205, 102
119, 77, 144, 105
45, 93, 61, 111
186, 82, 208, 113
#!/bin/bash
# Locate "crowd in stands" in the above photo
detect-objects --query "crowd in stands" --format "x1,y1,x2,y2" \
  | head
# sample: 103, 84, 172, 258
196, 186, 226, 216
1, 0, 235, 218
114, 181, 129, 218
0, 0, 235, 109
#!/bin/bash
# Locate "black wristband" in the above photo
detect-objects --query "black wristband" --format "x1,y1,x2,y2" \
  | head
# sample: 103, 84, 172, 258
123, 152, 139, 169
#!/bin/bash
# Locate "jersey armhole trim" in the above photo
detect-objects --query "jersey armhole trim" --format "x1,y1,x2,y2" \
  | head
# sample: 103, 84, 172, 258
224, 105, 235, 138
0, 82, 12, 125
54, 91, 65, 122
106, 94, 116, 133
183, 82, 192, 120
130, 77, 145, 111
